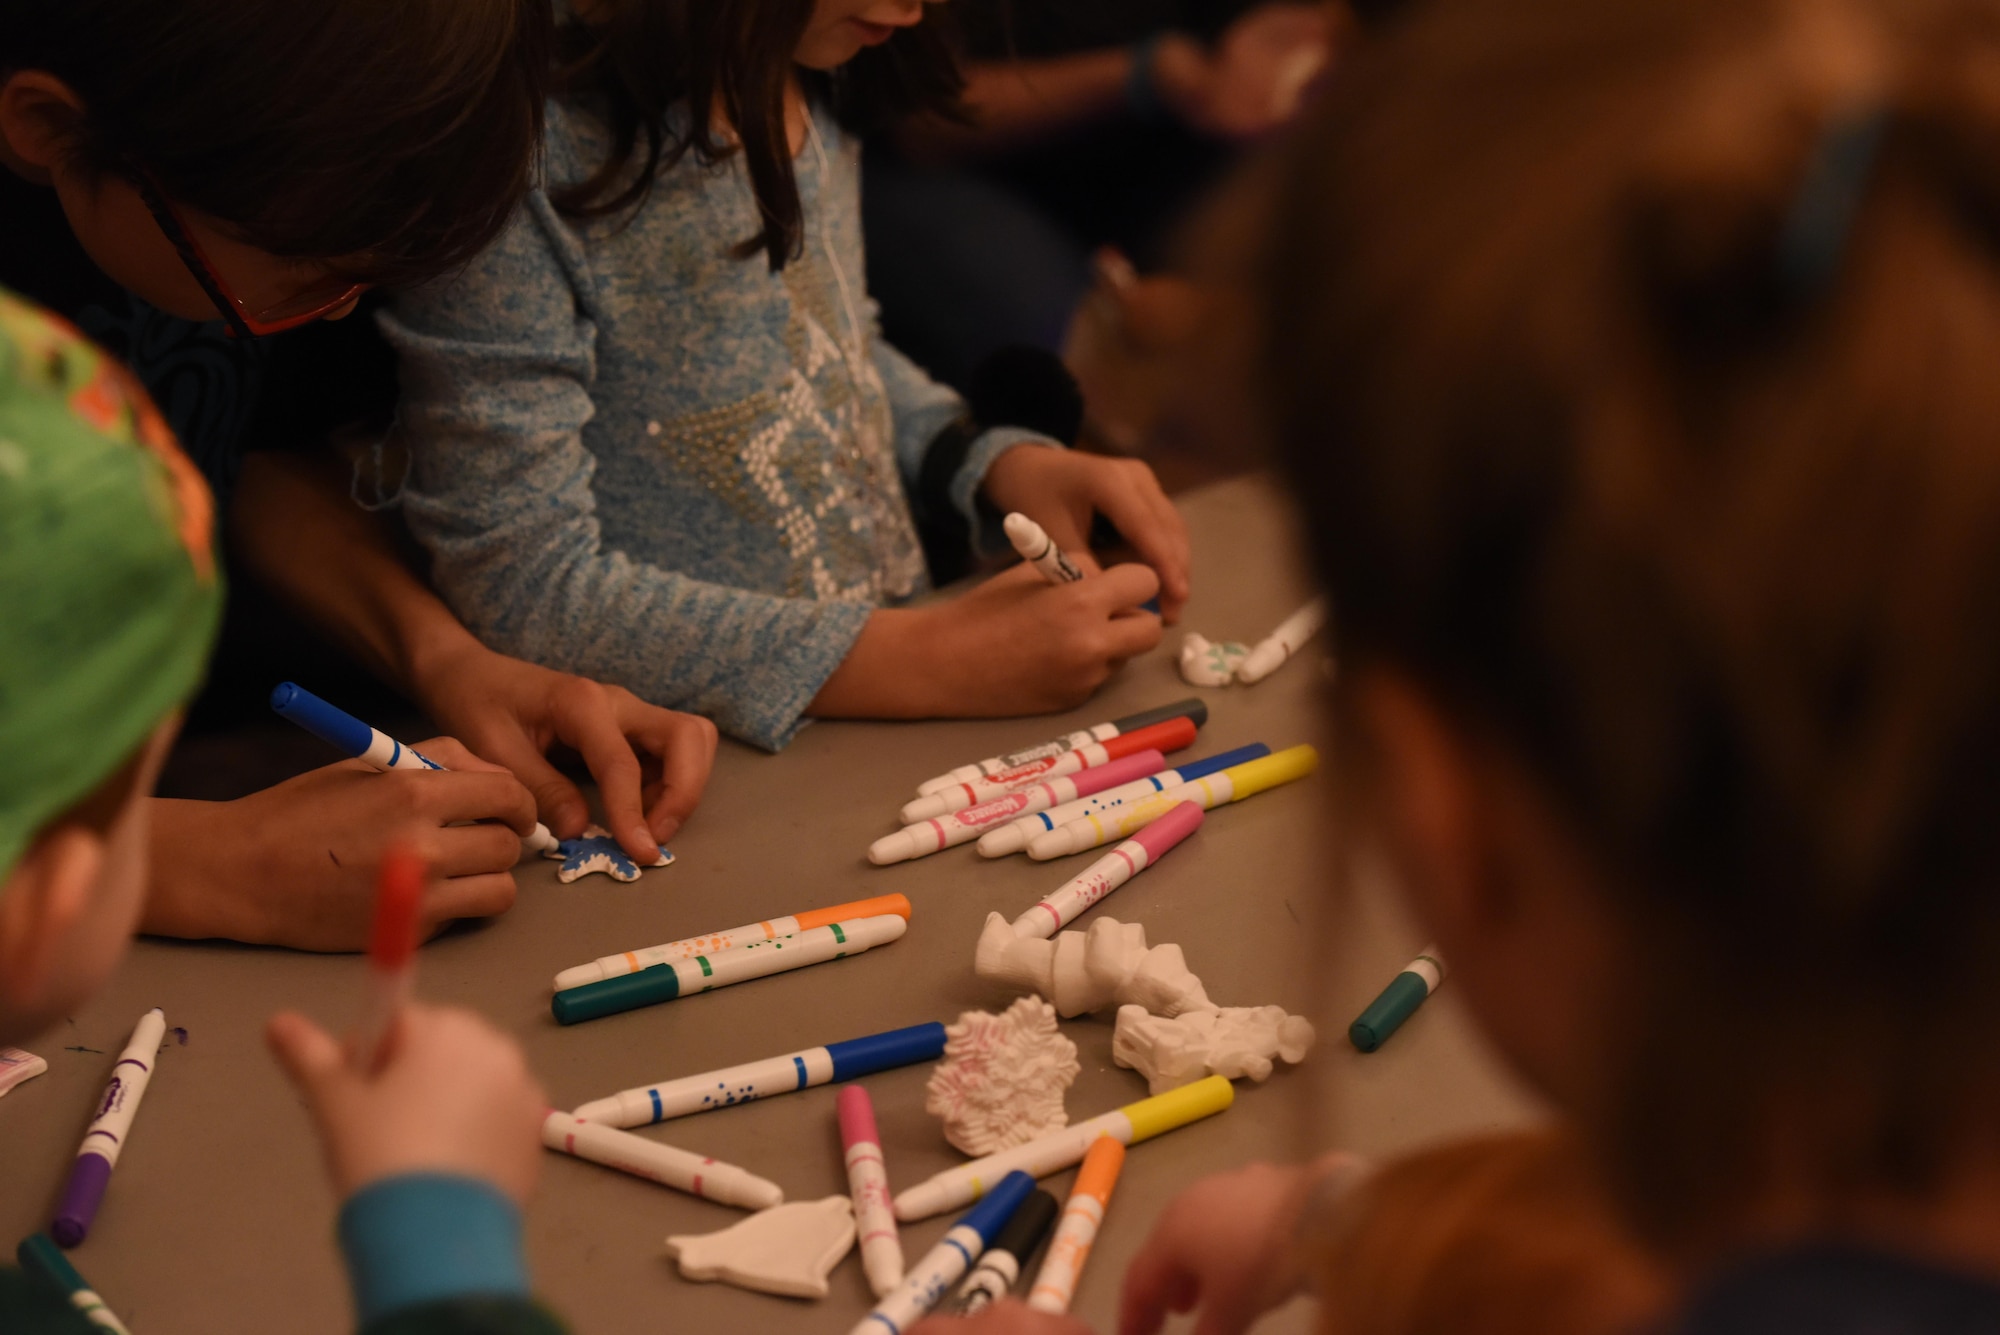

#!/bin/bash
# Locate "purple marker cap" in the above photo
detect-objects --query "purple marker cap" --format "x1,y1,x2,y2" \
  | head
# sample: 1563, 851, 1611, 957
50, 1152, 112, 1247
1131, 800, 1204, 861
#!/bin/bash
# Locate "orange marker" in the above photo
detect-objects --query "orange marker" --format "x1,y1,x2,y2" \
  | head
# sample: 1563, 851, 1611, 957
551, 894, 912, 991
1026, 1136, 1126, 1313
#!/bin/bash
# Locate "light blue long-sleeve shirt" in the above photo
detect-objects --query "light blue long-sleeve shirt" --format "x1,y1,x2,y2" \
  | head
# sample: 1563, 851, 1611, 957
383, 101, 1045, 750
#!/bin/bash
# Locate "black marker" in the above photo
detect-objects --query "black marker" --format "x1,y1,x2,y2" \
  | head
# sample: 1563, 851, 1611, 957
947, 1188, 1061, 1315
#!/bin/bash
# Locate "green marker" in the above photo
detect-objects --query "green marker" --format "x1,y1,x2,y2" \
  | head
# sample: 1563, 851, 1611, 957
551, 913, 910, 1024
1348, 948, 1446, 1052
17, 1233, 132, 1334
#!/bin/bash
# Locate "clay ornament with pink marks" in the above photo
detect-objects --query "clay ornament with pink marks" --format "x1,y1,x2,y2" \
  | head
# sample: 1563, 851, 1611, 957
924, 997, 1079, 1155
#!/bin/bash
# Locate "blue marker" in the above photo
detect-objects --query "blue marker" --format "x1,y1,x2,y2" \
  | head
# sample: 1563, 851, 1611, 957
976, 743, 1272, 857
572, 1022, 948, 1127
270, 681, 557, 853
851, 1170, 1036, 1335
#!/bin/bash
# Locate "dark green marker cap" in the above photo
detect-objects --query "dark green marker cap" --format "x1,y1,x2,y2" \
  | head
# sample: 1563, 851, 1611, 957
1348, 970, 1433, 1053
552, 962, 683, 1025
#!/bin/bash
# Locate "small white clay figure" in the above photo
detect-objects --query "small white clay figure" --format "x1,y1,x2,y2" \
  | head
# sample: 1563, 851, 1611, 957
1178, 632, 1249, 687
975, 912, 1056, 997
1112, 1004, 1318, 1094
975, 915, 1215, 1020
925, 997, 1079, 1155
544, 823, 674, 883
665, 1196, 856, 1299
1235, 597, 1328, 685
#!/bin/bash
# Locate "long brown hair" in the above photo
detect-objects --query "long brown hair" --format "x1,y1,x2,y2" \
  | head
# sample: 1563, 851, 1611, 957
2, 0, 552, 288
551, 0, 963, 270
1263, 0, 2000, 1247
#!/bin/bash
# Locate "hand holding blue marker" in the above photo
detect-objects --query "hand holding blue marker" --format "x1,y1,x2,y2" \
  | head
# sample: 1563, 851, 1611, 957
270, 682, 558, 854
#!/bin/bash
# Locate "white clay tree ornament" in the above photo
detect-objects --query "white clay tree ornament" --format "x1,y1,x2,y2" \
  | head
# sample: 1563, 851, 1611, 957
924, 997, 1080, 1155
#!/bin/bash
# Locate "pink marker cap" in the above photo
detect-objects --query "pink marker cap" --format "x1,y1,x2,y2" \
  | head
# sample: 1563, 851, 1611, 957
1071, 749, 1167, 798
837, 1083, 880, 1149
1131, 799, 1205, 861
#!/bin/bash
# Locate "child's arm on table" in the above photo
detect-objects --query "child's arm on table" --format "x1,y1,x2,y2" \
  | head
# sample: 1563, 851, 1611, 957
232, 450, 715, 860
266, 1003, 565, 1335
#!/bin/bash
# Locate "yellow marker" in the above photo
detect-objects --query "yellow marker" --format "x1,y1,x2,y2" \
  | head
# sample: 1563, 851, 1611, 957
893, 1076, 1234, 1221
1026, 746, 1319, 860
552, 893, 913, 990
1027, 1137, 1126, 1313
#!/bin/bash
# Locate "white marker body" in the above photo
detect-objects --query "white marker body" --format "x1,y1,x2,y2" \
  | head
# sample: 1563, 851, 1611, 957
952, 1252, 1021, 1315
977, 772, 1181, 857
846, 1136, 904, 1298
1026, 1196, 1106, 1314
893, 1111, 1132, 1222
575, 1046, 837, 1127
1011, 841, 1152, 939
1027, 774, 1236, 860
356, 726, 557, 851
79, 1009, 168, 1170
554, 913, 805, 990
541, 1112, 782, 1211
916, 724, 1117, 795
875, 775, 1099, 864
851, 1223, 984, 1335
1405, 951, 1446, 993
68, 1290, 131, 1335
906, 742, 1114, 821
1235, 597, 1328, 684
1004, 513, 1086, 585
672, 915, 908, 994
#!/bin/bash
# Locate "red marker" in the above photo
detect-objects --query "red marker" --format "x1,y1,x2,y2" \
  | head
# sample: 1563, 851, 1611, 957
355, 844, 425, 1071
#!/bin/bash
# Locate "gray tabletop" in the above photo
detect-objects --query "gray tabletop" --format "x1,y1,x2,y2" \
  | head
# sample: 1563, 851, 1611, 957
0, 475, 1539, 1334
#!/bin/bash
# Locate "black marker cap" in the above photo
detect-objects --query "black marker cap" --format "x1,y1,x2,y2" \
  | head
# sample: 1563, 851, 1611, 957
990, 1188, 1061, 1267
1111, 697, 1208, 735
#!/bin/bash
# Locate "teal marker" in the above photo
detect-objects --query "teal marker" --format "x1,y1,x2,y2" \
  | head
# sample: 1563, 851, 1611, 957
17, 1233, 131, 1334
1348, 947, 1446, 1052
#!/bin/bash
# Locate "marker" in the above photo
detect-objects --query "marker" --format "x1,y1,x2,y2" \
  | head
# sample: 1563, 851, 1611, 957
270, 681, 558, 854
914, 698, 1208, 796
840, 1085, 904, 1297
894, 1075, 1234, 1221
1013, 800, 1203, 939
51, 1008, 167, 1247
1349, 948, 1446, 1052
541, 1110, 782, 1210
552, 914, 909, 1024
553, 894, 913, 990
875, 750, 1169, 865
948, 1188, 1059, 1314
899, 746, 1168, 829
1026, 1136, 1126, 1313
978, 743, 1270, 857
1236, 597, 1327, 685
0, 1046, 48, 1097
852, 1170, 1036, 1335
1027, 744, 1318, 860
574, 1022, 948, 1126
1005, 512, 1086, 584
901, 716, 1198, 824
17, 1234, 131, 1334
355, 843, 424, 1071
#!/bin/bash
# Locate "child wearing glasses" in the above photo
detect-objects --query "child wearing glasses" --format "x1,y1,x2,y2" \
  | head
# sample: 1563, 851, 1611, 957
0, 2, 718, 951
383, 0, 1193, 752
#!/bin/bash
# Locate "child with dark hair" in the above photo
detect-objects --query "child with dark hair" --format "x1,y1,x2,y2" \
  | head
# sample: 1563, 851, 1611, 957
0, 0, 719, 950
385, 0, 1193, 752
918, 0, 2000, 1332
0, 289, 564, 1335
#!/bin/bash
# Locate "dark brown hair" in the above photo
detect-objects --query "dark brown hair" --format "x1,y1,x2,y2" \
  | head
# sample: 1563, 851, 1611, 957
2, 0, 553, 287
552, 0, 963, 270
1262, 0, 2000, 1245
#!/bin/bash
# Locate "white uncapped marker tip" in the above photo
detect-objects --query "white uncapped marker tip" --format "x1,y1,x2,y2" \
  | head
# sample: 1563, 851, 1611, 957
868, 832, 917, 865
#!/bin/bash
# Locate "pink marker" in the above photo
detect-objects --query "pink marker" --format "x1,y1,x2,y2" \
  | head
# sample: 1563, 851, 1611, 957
840, 1085, 904, 1297
900, 717, 1199, 822
1010, 801, 1205, 938
355, 845, 424, 1071
871, 751, 1168, 865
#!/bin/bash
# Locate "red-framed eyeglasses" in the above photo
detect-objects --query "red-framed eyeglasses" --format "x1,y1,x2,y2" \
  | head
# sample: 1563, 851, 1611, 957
132, 169, 370, 339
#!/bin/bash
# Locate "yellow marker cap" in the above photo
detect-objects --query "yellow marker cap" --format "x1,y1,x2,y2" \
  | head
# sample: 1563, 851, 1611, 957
1120, 1074, 1234, 1143
1071, 1135, 1127, 1204
1222, 746, 1318, 801
796, 894, 912, 931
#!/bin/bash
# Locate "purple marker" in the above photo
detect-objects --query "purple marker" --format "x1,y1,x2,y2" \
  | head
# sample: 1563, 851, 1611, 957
52, 1008, 167, 1247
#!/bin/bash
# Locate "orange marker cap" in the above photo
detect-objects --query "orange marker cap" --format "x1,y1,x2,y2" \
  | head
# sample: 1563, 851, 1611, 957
795, 893, 912, 932
1071, 1135, 1127, 1205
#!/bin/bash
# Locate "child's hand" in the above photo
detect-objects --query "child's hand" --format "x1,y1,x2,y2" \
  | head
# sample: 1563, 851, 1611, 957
266, 1003, 545, 1205
1121, 1158, 1357, 1335
146, 740, 538, 951
909, 1299, 1095, 1334
410, 643, 719, 863
981, 445, 1192, 622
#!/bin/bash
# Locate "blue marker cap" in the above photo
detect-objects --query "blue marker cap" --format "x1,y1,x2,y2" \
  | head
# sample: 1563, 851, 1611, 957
1173, 743, 1273, 783
552, 963, 682, 1025
958, 1170, 1037, 1244
270, 681, 374, 758
827, 1022, 948, 1081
